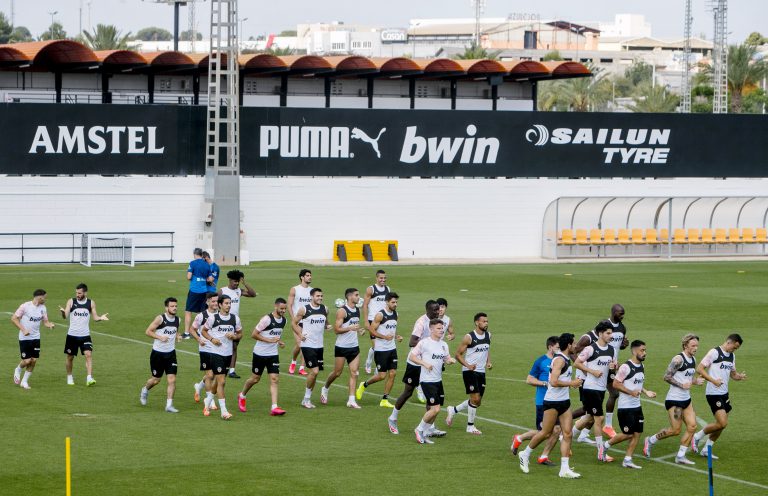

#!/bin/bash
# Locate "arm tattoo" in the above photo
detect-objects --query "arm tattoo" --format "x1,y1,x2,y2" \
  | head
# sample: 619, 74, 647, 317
663, 356, 685, 388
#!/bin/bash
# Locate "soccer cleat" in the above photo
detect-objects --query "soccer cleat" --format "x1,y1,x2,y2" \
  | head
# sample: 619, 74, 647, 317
388, 418, 399, 434
210, 403, 219, 411
221, 412, 233, 420
182, 332, 191, 340
518, 453, 530, 474
301, 400, 316, 409
203, 406, 211, 417
427, 428, 447, 438
690, 436, 700, 454
238, 393, 247, 412
416, 386, 426, 404
165, 405, 179, 413
86, 378, 96, 387
466, 426, 482, 435
346, 401, 362, 409
298, 367, 308, 377
559, 468, 582, 479
675, 456, 695, 465
622, 459, 642, 469
193, 383, 202, 402
270, 407, 286, 416
699, 450, 718, 460
139, 389, 148, 406
67, 379, 75, 386
288, 362, 296, 375
643, 437, 652, 458
597, 443, 605, 461
320, 391, 328, 405
511, 434, 522, 455
415, 429, 426, 444
537, 457, 555, 466
228, 371, 241, 379
603, 425, 617, 438
13, 368, 21, 385
355, 383, 366, 400
20, 383, 31, 390
445, 406, 455, 427
379, 399, 395, 408
576, 434, 596, 445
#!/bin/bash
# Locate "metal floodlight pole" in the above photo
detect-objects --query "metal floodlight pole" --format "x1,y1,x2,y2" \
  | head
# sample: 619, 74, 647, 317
681, 0, 693, 113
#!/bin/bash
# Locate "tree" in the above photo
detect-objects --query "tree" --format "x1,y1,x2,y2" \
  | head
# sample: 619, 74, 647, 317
39, 22, 67, 41
135, 27, 172, 41
454, 42, 499, 60
82, 24, 132, 50
745, 31, 767, 47
727, 43, 767, 113
627, 83, 680, 113
542, 50, 562, 61
179, 29, 203, 41
0, 12, 13, 43
278, 30, 297, 37
537, 64, 611, 112
10, 26, 33, 42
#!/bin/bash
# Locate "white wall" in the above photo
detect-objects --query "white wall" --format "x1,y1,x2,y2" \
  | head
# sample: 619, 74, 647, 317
2, 176, 767, 262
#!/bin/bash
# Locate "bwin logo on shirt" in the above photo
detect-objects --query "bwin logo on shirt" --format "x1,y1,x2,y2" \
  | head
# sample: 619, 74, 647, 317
309, 318, 325, 325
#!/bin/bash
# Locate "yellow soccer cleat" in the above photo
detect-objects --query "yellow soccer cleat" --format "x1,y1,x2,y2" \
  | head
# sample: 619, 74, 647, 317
379, 399, 395, 408
355, 382, 366, 401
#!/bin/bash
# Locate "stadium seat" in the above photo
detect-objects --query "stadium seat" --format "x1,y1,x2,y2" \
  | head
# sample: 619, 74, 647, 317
659, 228, 669, 243
673, 229, 687, 244
559, 229, 575, 245
700, 228, 714, 244
741, 227, 756, 243
714, 228, 728, 244
603, 229, 618, 245
631, 228, 645, 244
687, 228, 702, 244
575, 229, 589, 245
757, 228, 767, 243
728, 228, 742, 244
589, 228, 604, 245
617, 229, 631, 245
645, 228, 660, 245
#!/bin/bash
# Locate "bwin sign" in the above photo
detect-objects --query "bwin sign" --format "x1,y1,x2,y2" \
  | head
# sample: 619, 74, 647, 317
29, 126, 165, 154
400, 125, 499, 164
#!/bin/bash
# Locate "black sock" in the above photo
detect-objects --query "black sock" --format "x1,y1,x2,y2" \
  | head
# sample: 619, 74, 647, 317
363, 381, 369, 388
382, 394, 388, 400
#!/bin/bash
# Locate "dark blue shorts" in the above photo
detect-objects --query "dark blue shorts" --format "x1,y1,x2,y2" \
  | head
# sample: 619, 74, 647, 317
185, 291, 207, 312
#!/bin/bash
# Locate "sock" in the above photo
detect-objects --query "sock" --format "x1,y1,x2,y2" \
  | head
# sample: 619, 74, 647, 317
166, 398, 173, 408
142, 386, 149, 395
467, 403, 477, 425
677, 445, 688, 458
21, 371, 31, 384
229, 367, 235, 374
578, 429, 591, 440
705, 438, 714, 448
204, 392, 214, 408
271, 403, 278, 410
14, 365, 22, 375
239, 391, 246, 398
321, 386, 329, 397
596, 435, 603, 448
389, 407, 399, 421
561, 456, 570, 470
572, 426, 581, 437
624, 456, 632, 462
218, 398, 228, 414
86, 374, 93, 381
693, 429, 705, 442
348, 395, 355, 404
605, 412, 614, 426
304, 388, 312, 400
417, 420, 430, 432
299, 365, 305, 371
455, 400, 469, 412
382, 393, 388, 400
67, 374, 74, 382
522, 446, 533, 457
604, 440, 611, 449
649, 434, 658, 445
199, 379, 206, 389
291, 360, 297, 365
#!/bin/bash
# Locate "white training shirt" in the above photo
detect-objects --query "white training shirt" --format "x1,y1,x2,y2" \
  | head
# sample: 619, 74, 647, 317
204, 312, 242, 357
578, 342, 614, 391
152, 313, 179, 353
67, 298, 92, 337
406, 314, 431, 365
253, 314, 285, 357
440, 315, 451, 334
543, 352, 572, 402
575, 330, 599, 380
220, 286, 242, 316
701, 347, 735, 396
300, 304, 327, 349
366, 284, 389, 322
607, 320, 626, 361
615, 360, 645, 409
462, 330, 491, 373
410, 337, 450, 383
291, 285, 313, 316
373, 309, 398, 352
193, 309, 215, 353
15, 301, 47, 341
665, 352, 697, 402
335, 306, 361, 348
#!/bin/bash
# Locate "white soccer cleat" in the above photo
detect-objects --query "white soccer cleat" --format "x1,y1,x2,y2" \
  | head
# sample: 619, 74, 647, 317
622, 459, 642, 469
675, 456, 696, 466
576, 434, 596, 445
388, 418, 399, 435
699, 450, 719, 460
165, 405, 179, 413
559, 468, 581, 479
301, 400, 316, 409
346, 401, 362, 409
466, 426, 482, 435
415, 429, 427, 444
139, 389, 148, 406
427, 427, 447, 438
20, 383, 31, 390
67, 378, 75, 386
518, 452, 530, 474
13, 368, 21, 385
445, 406, 455, 426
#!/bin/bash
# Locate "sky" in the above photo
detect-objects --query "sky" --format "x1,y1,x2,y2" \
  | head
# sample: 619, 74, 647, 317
5, 0, 766, 44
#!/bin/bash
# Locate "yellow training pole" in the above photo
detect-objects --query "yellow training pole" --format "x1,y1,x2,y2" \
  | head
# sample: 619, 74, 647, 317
65, 437, 71, 496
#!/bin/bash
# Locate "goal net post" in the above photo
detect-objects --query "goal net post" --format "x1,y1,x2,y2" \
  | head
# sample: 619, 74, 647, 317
80, 235, 135, 267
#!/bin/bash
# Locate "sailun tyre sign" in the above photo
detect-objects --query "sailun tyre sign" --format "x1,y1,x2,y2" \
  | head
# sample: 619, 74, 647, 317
2, 103, 767, 177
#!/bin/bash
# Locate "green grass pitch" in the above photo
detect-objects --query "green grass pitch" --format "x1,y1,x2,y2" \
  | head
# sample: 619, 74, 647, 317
1, 261, 766, 495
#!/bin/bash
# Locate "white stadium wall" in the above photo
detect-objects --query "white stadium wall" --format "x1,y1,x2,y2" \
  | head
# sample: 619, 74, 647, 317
2, 176, 767, 262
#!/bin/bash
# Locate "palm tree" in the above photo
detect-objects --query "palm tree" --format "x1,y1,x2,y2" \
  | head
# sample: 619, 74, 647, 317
627, 83, 680, 113
727, 43, 767, 113
537, 64, 611, 112
454, 42, 499, 60
82, 24, 132, 50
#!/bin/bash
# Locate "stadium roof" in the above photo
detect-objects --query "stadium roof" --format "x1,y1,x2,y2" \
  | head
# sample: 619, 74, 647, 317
0, 39, 591, 81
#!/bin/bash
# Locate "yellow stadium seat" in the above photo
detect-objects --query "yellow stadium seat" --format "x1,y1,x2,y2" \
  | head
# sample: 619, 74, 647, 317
673, 229, 687, 244
687, 228, 702, 244
631, 228, 645, 244
659, 228, 669, 243
575, 229, 589, 245
560, 229, 575, 245
700, 228, 714, 244
589, 229, 604, 245
603, 229, 617, 245
728, 228, 742, 244
645, 228, 660, 245
742, 227, 756, 243
617, 229, 631, 245
713, 228, 727, 244
757, 228, 767, 243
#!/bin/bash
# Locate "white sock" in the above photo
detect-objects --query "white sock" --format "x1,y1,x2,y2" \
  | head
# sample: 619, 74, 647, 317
229, 367, 235, 374
578, 429, 591, 440
271, 403, 278, 410
239, 391, 246, 398
299, 365, 305, 371
605, 412, 614, 426
693, 429, 705, 442
291, 360, 297, 366
572, 426, 581, 437
86, 374, 93, 381
166, 398, 173, 408
624, 456, 632, 462
21, 371, 31, 384
198, 379, 206, 389
455, 400, 469, 412
204, 392, 214, 408
677, 445, 688, 458
218, 398, 228, 414
304, 388, 312, 400
417, 420, 430, 432
321, 386, 329, 396
389, 407, 399, 421
648, 434, 658, 445
596, 435, 603, 447
14, 365, 22, 374
705, 438, 714, 448
142, 386, 149, 395
604, 440, 612, 448
522, 446, 533, 457
67, 374, 74, 382
348, 395, 355, 404
561, 456, 570, 470
467, 403, 477, 425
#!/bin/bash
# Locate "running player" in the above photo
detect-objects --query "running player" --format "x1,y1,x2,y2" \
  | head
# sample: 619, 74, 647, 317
139, 297, 181, 412
356, 293, 402, 407
287, 269, 313, 376
60, 283, 109, 386
691, 333, 746, 458
183, 248, 212, 339
518, 333, 583, 479
321, 288, 366, 408
200, 294, 242, 420
189, 292, 218, 406
203, 251, 219, 293
409, 319, 456, 444
603, 340, 656, 469
237, 298, 288, 416
643, 333, 705, 464
569, 322, 602, 445
292, 288, 330, 409
573, 320, 616, 462
363, 270, 390, 374
12, 289, 55, 389
387, 300, 441, 434
218, 270, 257, 378
603, 304, 628, 438
445, 312, 492, 435
511, 336, 561, 466
436, 298, 456, 342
